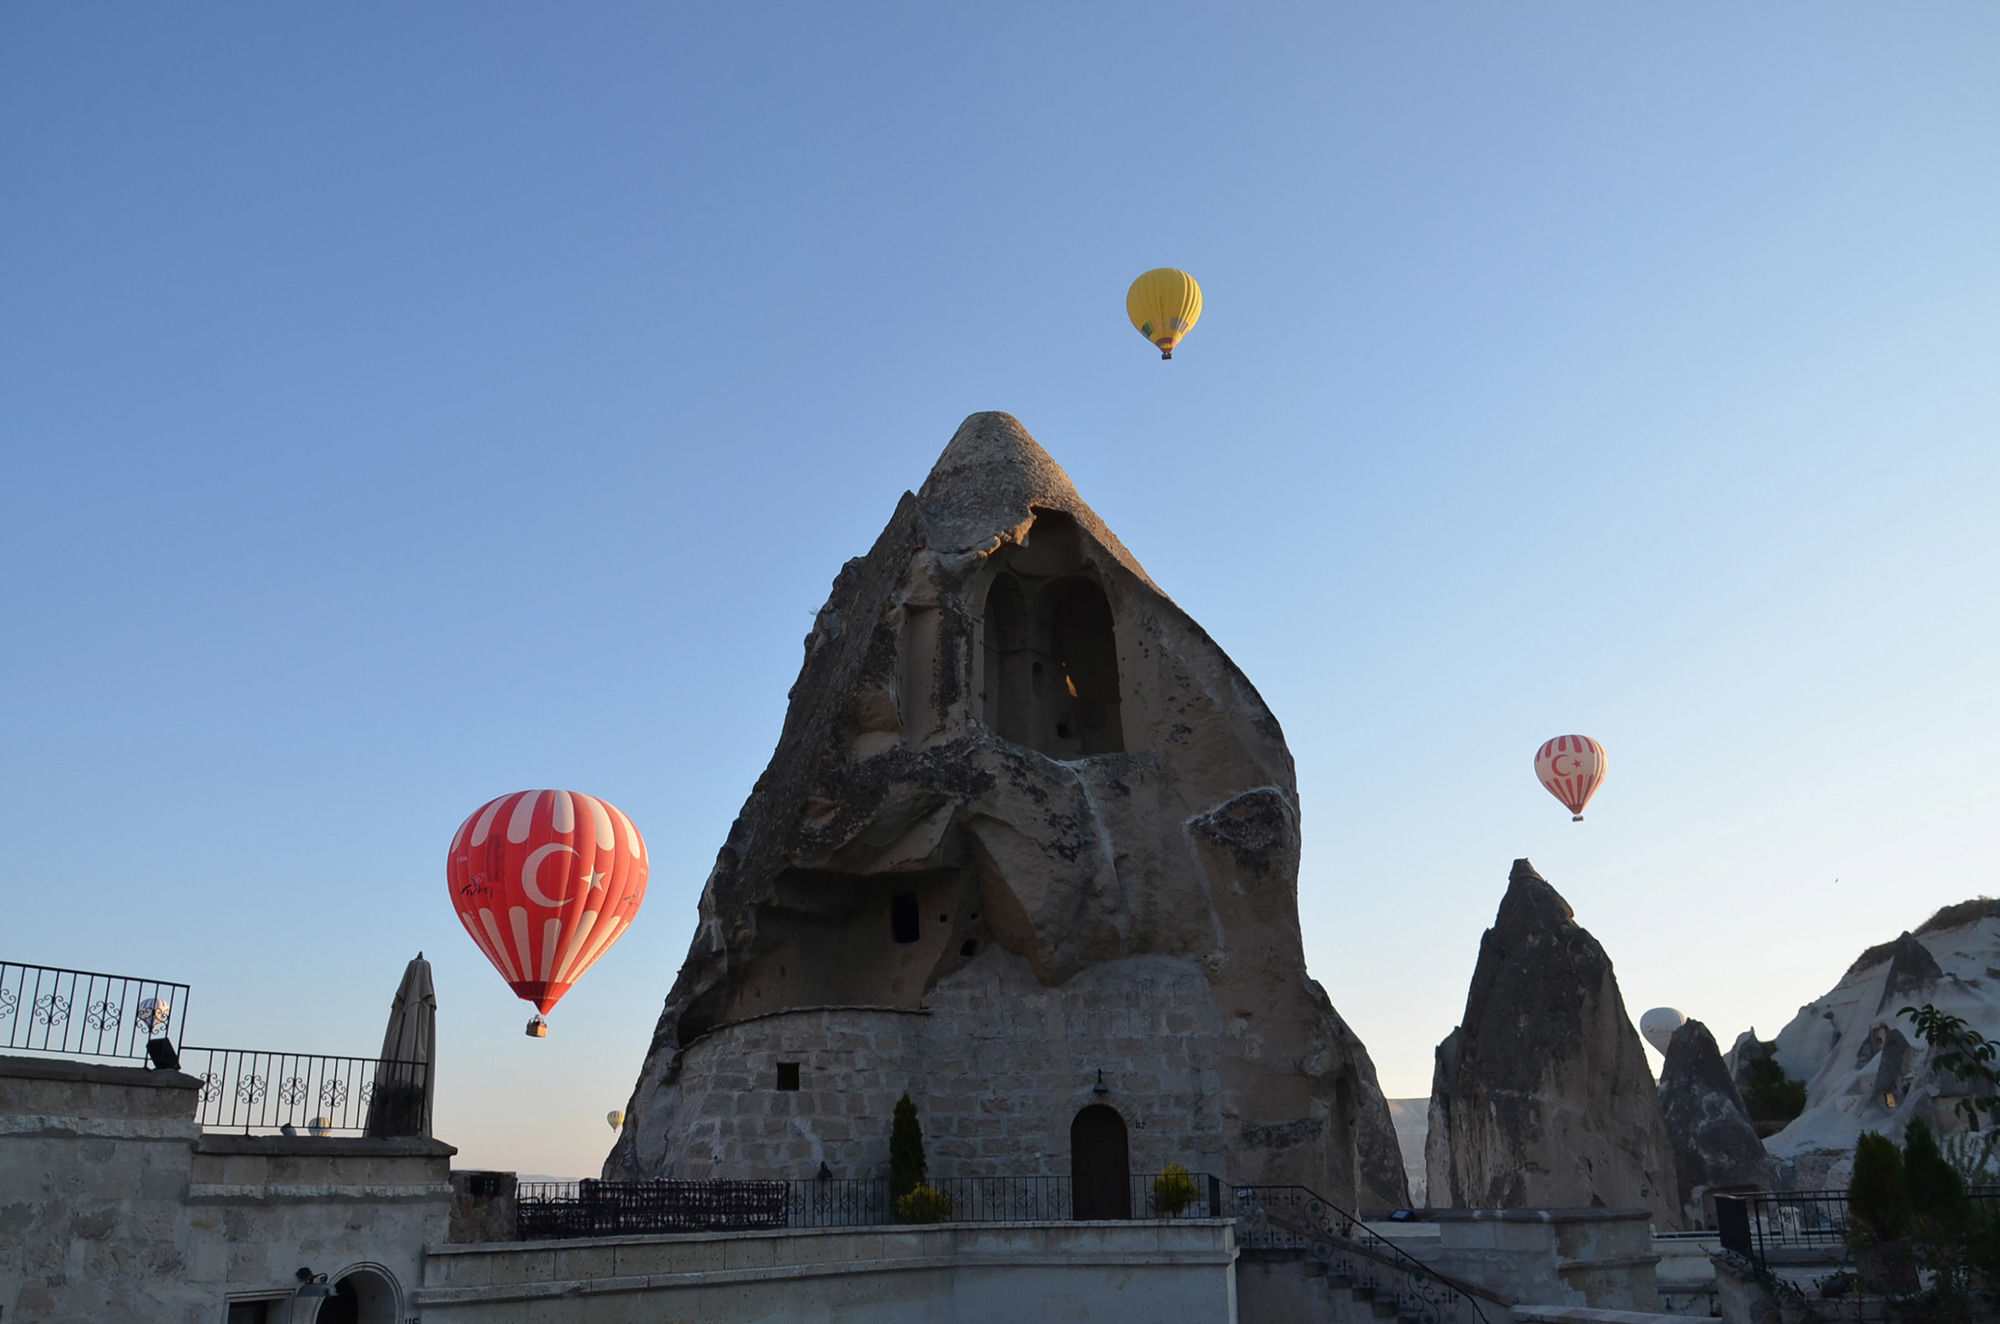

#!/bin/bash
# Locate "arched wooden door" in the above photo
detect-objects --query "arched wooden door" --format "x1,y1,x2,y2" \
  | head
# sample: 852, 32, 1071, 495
1070, 1104, 1131, 1219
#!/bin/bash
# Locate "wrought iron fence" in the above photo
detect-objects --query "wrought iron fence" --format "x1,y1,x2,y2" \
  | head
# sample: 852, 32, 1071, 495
0, 960, 188, 1062
516, 1172, 1223, 1240
1716, 1187, 2000, 1269
1230, 1185, 1493, 1324
183, 1046, 429, 1137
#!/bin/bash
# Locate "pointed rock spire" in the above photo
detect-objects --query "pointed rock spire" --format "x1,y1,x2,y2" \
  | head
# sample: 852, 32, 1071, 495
916, 412, 1153, 585
1428, 859, 1681, 1226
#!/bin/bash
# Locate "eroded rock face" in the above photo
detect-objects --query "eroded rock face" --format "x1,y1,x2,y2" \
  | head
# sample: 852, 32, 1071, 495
1426, 860, 1679, 1227
1659, 1019, 1776, 1226
609, 412, 1407, 1209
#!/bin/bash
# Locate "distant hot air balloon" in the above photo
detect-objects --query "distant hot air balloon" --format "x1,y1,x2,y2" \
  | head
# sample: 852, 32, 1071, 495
1535, 735, 1607, 821
607, 1110, 624, 1131
446, 790, 649, 1035
1126, 268, 1203, 359
1640, 1007, 1687, 1057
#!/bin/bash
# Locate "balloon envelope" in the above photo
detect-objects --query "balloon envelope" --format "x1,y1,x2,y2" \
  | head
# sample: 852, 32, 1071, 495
1126, 268, 1203, 359
1640, 1007, 1686, 1056
446, 790, 649, 1016
1535, 735, 1607, 820
607, 1110, 624, 1131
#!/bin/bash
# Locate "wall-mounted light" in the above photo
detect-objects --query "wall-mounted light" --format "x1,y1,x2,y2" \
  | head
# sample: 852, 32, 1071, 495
294, 1268, 331, 1299
1093, 1070, 1109, 1096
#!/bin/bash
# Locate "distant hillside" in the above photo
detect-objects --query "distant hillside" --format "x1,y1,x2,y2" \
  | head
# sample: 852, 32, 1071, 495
1844, 897, 2000, 978
1753, 903, 2000, 1188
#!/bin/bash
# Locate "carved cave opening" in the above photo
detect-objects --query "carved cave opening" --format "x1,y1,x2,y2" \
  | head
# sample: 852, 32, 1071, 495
980, 516, 1124, 758
674, 867, 981, 1043
890, 892, 921, 944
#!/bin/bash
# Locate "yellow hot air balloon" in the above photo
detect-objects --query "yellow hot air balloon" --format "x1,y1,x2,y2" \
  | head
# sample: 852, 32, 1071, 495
1126, 268, 1203, 359
606, 1110, 624, 1131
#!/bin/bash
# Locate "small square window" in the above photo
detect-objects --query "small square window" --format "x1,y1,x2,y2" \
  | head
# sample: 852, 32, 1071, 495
891, 893, 920, 944
776, 1062, 801, 1091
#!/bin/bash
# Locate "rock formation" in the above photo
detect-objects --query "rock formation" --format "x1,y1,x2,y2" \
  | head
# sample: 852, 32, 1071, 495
1735, 900, 2000, 1188
1658, 1019, 1776, 1227
608, 411, 1408, 1209
1426, 860, 1679, 1227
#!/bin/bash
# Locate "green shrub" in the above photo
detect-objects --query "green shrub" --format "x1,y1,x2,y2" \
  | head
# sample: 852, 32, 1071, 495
1742, 1056, 1808, 1126
890, 1093, 926, 1199
1152, 1164, 1199, 1218
896, 1183, 954, 1223
1850, 1131, 1908, 1243
1902, 1118, 1968, 1222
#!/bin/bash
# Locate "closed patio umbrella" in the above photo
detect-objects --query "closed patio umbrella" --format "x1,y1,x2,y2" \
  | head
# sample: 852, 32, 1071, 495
366, 953, 435, 1138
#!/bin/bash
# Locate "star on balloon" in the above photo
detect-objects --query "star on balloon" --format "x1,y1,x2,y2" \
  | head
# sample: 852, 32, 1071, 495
583, 869, 608, 891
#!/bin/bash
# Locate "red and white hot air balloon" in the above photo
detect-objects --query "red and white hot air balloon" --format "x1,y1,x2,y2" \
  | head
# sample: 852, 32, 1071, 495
446, 790, 649, 1034
1534, 735, 1607, 821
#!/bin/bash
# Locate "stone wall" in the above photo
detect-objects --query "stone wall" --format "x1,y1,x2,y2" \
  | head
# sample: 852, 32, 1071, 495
0, 1053, 453, 1323
416, 1218, 1240, 1323
643, 948, 1230, 1182
1417, 1209, 1663, 1313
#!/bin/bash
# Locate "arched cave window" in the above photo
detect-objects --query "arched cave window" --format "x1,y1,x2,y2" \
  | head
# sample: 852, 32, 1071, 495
981, 569, 1124, 759
1045, 577, 1122, 755
890, 892, 920, 945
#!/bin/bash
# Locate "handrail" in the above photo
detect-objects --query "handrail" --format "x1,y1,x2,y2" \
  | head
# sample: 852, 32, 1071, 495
1717, 1187, 2000, 1268
0, 959, 188, 1062
1230, 1183, 1498, 1323
182, 1044, 429, 1137
516, 1171, 1224, 1239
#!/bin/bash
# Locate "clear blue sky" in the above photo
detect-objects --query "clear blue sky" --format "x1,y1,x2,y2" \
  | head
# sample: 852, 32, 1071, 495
5, 5, 1995, 1179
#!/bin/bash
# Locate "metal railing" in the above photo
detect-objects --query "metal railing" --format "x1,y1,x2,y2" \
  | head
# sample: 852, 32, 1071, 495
516, 1172, 1224, 1240
0, 960, 188, 1062
1716, 1188, 2000, 1268
1230, 1185, 1494, 1324
183, 1046, 429, 1137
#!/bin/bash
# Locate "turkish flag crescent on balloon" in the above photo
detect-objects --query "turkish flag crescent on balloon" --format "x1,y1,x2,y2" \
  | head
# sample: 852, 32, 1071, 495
1534, 736, 1607, 820
446, 790, 649, 1015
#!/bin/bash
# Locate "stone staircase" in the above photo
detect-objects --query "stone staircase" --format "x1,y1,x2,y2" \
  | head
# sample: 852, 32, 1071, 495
1230, 1185, 1509, 1324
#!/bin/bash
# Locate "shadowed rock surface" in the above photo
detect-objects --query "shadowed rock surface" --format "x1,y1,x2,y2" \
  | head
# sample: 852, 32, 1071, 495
1659, 1019, 1777, 1226
608, 412, 1407, 1209
1426, 860, 1679, 1227
1873, 932, 1945, 1013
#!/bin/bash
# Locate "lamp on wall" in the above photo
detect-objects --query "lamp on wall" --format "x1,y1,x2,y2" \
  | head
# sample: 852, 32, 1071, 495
294, 1268, 331, 1299
1093, 1069, 1109, 1096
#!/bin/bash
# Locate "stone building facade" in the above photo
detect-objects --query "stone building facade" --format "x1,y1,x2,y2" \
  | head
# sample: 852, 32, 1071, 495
0, 1053, 454, 1323
652, 952, 1231, 1184
612, 413, 1407, 1210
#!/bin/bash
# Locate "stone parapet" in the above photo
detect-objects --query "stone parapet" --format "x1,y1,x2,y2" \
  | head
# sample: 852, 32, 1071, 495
1420, 1208, 1662, 1313
417, 1218, 1239, 1323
